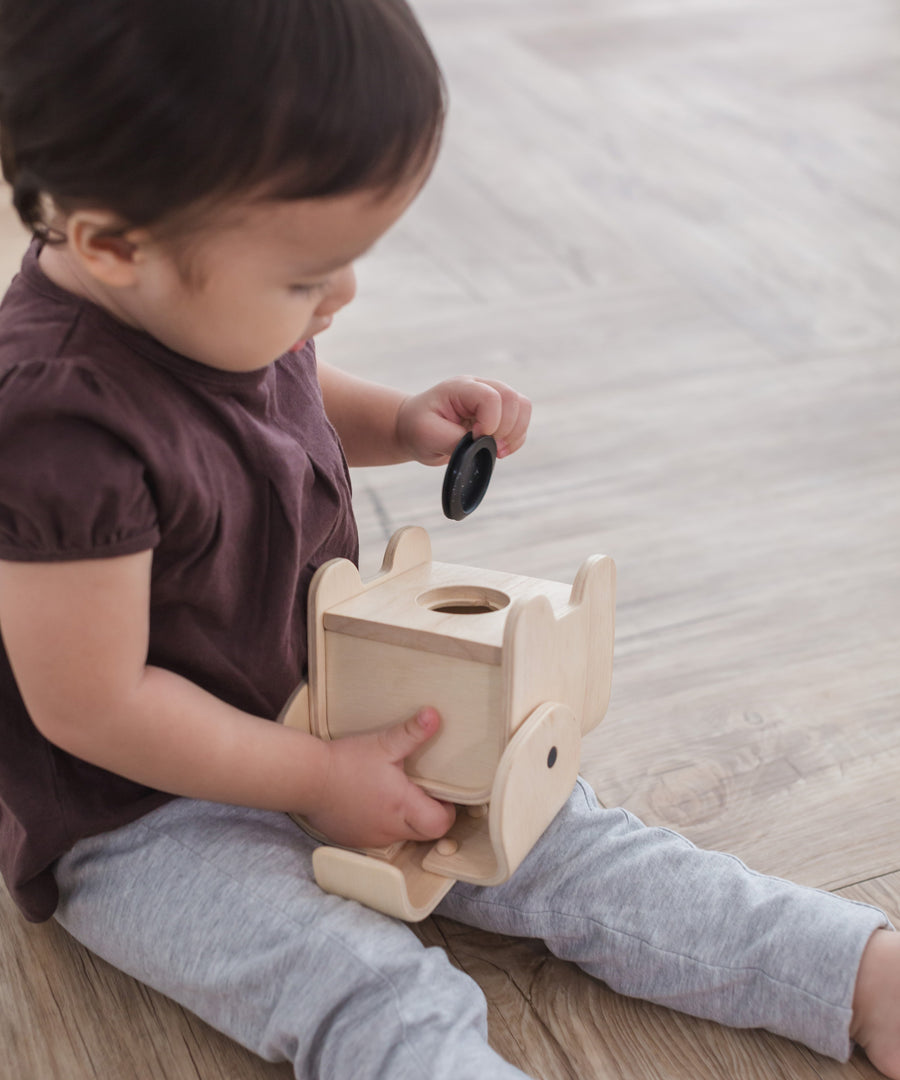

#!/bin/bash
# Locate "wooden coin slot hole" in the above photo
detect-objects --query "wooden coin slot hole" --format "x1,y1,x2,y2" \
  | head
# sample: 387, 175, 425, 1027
417, 586, 510, 616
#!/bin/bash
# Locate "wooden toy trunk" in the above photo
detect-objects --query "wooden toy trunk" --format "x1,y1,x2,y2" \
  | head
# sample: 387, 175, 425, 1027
283, 525, 616, 920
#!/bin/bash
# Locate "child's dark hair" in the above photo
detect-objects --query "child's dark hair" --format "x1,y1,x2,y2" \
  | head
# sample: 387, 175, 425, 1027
0, 0, 445, 239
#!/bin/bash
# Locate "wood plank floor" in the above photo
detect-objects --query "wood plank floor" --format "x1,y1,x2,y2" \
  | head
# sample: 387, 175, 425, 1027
1, 0, 899, 1076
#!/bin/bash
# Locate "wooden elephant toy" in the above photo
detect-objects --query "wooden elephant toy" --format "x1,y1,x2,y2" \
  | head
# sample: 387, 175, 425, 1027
280, 526, 615, 920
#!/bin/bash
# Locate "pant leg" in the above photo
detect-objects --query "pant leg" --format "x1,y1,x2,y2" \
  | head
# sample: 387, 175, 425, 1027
54, 798, 529, 1080
436, 778, 889, 1062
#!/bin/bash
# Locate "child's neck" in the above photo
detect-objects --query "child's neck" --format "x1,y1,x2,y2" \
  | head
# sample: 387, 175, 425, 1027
38, 243, 142, 330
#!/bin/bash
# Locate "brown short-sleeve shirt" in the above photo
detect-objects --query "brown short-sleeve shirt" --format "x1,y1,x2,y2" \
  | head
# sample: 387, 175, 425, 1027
0, 243, 359, 921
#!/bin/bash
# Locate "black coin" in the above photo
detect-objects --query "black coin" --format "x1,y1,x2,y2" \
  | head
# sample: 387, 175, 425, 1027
442, 433, 497, 520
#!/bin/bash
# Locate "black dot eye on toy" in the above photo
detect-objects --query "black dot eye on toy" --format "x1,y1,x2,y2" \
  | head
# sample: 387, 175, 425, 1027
442, 433, 497, 520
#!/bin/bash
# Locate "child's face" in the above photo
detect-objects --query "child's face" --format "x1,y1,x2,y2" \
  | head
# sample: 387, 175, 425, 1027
128, 177, 423, 372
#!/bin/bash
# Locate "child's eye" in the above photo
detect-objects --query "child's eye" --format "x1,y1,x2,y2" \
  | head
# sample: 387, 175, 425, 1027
289, 281, 326, 295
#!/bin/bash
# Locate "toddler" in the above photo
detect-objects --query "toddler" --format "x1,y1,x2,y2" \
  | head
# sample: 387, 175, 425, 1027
0, 1, 899, 1077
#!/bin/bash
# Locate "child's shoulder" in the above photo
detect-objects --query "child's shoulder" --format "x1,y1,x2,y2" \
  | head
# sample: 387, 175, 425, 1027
0, 243, 174, 419
0, 243, 119, 380
0, 244, 82, 359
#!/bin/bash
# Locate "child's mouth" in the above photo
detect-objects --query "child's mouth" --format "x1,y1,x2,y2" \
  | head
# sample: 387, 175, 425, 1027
289, 316, 333, 353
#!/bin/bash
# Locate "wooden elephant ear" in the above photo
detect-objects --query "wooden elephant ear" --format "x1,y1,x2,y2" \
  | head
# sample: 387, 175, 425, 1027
501, 553, 616, 742
377, 525, 432, 577
569, 554, 616, 733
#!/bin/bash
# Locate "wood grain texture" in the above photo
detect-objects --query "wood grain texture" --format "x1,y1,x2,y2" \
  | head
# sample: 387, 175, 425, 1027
2, 0, 899, 1076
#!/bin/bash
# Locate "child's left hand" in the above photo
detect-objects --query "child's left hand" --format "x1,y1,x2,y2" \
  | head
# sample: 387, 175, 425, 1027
395, 376, 531, 466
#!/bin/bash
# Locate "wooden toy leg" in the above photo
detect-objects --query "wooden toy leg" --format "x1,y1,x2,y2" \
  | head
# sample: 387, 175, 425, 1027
312, 841, 456, 922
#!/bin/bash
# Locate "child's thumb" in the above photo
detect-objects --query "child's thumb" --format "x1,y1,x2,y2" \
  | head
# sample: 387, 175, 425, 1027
380, 707, 441, 762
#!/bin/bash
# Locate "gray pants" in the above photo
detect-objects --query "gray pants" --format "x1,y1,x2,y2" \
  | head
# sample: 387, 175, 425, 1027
54, 779, 887, 1079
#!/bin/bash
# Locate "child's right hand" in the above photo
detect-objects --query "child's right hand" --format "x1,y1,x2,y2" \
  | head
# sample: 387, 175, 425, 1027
302, 707, 457, 849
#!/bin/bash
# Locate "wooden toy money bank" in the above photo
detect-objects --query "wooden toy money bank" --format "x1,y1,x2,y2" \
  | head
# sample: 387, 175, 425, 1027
281, 525, 615, 920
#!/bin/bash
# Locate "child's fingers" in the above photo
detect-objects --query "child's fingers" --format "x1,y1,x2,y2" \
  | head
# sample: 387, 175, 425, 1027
378, 706, 441, 763
446, 377, 504, 439
377, 708, 456, 840
502, 392, 532, 455
398, 377, 531, 464
471, 378, 532, 456
404, 786, 457, 841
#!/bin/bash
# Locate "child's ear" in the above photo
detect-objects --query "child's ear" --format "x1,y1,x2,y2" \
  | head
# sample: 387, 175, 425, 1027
66, 211, 150, 287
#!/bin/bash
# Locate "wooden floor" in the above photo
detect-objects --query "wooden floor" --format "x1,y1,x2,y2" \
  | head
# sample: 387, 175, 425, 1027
2, 0, 899, 1076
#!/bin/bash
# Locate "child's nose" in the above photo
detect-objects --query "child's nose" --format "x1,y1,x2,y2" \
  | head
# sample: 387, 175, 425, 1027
318, 265, 357, 316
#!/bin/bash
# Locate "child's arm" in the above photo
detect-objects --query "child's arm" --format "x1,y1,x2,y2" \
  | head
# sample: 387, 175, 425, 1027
317, 361, 531, 467
0, 551, 455, 848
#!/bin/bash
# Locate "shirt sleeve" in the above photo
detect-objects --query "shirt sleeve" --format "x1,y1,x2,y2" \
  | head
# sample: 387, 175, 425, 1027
0, 361, 160, 562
